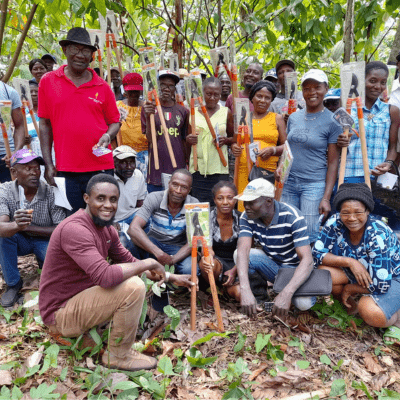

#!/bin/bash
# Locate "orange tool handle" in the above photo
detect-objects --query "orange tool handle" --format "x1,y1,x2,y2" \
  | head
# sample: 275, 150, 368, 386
97, 49, 102, 62
190, 237, 198, 331
243, 130, 252, 175
148, 92, 159, 170
154, 92, 177, 168
191, 98, 198, 171
234, 134, 242, 188
20, 106, 31, 150
199, 99, 227, 167
0, 123, 11, 158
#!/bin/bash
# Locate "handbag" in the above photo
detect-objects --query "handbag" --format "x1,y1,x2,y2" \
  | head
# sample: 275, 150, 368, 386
371, 161, 400, 218
248, 166, 275, 184
273, 268, 332, 297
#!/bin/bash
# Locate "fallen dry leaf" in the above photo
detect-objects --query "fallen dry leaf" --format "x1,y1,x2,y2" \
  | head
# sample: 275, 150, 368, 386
248, 362, 268, 381
380, 355, 393, 367
370, 374, 390, 392
362, 352, 385, 374
0, 370, 12, 386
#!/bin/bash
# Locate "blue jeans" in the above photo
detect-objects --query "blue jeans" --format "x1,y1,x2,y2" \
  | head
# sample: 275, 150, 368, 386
248, 249, 316, 311
136, 151, 148, 181
128, 236, 193, 275
58, 169, 114, 214
0, 233, 49, 286
281, 176, 325, 243
118, 213, 150, 249
147, 184, 164, 194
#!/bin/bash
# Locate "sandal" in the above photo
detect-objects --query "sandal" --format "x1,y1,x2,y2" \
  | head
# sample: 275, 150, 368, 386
383, 326, 400, 346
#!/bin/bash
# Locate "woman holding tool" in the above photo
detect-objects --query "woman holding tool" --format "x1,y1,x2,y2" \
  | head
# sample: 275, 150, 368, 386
231, 81, 286, 211
337, 61, 400, 231
186, 77, 234, 204
313, 183, 400, 345
142, 70, 189, 193
116, 73, 148, 178
199, 181, 241, 301
28, 59, 47, 85
278, 69, 341, 243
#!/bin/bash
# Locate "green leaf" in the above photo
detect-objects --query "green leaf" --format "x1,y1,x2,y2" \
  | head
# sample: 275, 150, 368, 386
320, 354, 331, 365
152, 282, 162, 297
234, 331, 247, 353
376, 389, 400, 400
11, 386, 23, 400
269, 368, 277, 377
186, 348, 217, 368
113, 381, 140, 391
222, 387, 246, 399
234, 357, 250, 375
116, 388, 139, 399
296, 360, 310, 369
164, 305, 180, 331
93, 0, 107, 16
60, 367, 68, 381
255, 333, 271, 353
40, 344, 59, 375
352, 381, 372, 400
157, 356, 177, 376
139, 299, 147, 328
30, 383, 60, 399
330, 379, 346, 397
192, 332, 231, 346
277, 365, 288, 372
89, 327, 102, 345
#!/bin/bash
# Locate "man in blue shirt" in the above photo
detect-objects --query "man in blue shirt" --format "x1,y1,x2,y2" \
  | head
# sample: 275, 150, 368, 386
0, 83, 25, 183
235, 178, 314, 318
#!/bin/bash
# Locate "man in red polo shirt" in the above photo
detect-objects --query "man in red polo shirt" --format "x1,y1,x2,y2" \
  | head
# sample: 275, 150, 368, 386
38, 27, 121, 212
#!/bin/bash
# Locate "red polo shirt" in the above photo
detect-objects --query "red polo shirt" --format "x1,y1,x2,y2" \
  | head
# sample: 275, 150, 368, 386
38, 65, 119, 172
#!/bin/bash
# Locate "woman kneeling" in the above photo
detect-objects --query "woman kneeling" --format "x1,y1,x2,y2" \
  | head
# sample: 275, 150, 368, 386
313, 183, 400, 343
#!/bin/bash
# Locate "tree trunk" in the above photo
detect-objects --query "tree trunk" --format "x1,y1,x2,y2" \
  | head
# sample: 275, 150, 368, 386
343, 0, 354, 63
172, 0, 183, 67
0, 0, 10, 56
217, 0, 221, 47
2, 3, 37, 82
388, 17, 400, 64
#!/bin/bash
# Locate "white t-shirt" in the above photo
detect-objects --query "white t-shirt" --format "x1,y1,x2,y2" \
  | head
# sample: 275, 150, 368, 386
114, 170, 147, 222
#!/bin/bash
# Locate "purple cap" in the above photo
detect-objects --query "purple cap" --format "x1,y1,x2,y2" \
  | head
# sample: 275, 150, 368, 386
10, 149, 45, 167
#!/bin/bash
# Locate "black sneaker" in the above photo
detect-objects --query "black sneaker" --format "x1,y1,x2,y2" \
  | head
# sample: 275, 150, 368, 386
1, 279, 23, 308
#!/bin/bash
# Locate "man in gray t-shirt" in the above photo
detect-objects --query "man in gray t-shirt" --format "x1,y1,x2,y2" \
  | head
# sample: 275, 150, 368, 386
269, 59, 304, 116
0, 83, 25, 183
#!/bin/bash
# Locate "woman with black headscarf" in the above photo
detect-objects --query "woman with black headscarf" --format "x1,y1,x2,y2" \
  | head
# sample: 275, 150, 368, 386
313, 183, 400, 344
231, 80, 286, 211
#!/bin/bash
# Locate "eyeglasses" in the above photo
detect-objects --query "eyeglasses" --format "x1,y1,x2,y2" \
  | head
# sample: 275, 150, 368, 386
160, 83, 176, 91
68, 45, 93, 58
339, 210, 367, 218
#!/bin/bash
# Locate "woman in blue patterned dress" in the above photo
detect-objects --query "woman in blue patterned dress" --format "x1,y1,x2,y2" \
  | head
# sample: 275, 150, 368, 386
313, 183, 400, 343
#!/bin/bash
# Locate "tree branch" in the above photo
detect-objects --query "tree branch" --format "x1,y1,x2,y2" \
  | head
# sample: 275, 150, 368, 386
187, 0, 202, 69
161, 0, 212, 75
2, 3, 37, 82
0, 0, 9, 56
116, 40, 139, 56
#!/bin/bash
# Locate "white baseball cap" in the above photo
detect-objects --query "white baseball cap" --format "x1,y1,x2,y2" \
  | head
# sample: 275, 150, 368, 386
234, 178, 275, 201
301, 69, 328, 85
113, 145, 137, 160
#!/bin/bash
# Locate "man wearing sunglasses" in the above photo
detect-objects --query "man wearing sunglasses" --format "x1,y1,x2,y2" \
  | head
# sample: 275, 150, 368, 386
38, 27, 121, 213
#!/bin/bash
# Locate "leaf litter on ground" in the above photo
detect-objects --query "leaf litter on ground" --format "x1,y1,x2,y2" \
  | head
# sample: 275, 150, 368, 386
1, 255, 400, 399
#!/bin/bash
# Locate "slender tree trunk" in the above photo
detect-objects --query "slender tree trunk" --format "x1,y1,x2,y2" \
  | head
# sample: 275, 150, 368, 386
172, 0, 183, 67
343, 0, 354, 63
2, 3, 37, 82
388, 17, 400, 64
217, 0, 221, 47
0, 0, 10, 56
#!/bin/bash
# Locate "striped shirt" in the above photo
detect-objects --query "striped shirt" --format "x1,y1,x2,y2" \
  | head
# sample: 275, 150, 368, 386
136, 190, 198, 246
345, 99, 390, 178
239, 200, 310, 266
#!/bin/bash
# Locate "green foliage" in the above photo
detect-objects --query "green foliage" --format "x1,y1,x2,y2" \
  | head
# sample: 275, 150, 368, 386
296, 360, 310, 369
312, 298, 363, 331
186, 348, 218, 368
220, 358, 253, 400
255, 333, 271, 353
375, 388, 400, 400
192, 331, 231, 346
234, 329, 247, 353
0, 386, 23, 400
157, 356, 177, 376
164, 305, 180, 331
352, 381, 373, 399
330, 378, 346, 398
320, 354, 331, 365
30, 383, 60, 399
39, 344, 59, 375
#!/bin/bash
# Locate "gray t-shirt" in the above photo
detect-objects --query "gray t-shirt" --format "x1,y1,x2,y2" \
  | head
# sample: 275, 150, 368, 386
0, 83, 22, 155
269, 91, 304, 114
287, 108, 341, 182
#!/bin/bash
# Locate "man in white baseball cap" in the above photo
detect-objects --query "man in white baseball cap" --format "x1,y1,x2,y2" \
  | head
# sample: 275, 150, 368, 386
113, 145, 147, 248
234, 178, 314, 319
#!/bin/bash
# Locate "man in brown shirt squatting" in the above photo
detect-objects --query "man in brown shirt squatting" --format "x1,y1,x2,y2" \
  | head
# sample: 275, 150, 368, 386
39, 173, 195, 371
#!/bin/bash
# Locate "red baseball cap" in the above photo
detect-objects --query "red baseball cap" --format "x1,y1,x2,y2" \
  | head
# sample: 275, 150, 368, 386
122, 73, 143, 91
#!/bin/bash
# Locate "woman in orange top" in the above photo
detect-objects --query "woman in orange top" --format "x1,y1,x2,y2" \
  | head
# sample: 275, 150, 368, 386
232, 80, 286, 211
116, 73, 148, 178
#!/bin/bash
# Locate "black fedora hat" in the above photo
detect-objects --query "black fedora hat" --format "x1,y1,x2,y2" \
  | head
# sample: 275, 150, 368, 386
59, 27, 96, 52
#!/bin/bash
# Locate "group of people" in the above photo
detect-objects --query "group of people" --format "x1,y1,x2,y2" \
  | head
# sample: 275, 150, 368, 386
1, 26, 400, 371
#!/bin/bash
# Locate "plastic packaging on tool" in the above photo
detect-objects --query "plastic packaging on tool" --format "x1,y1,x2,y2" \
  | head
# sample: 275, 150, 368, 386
185, 202, 211, 247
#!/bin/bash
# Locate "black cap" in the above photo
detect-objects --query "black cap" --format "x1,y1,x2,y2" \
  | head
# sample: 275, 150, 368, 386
59, 27, 96, 52
332, 183, 375, 212
275, 59, 296, 74
42, 54, 57, 63
396, 52, 400, 62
